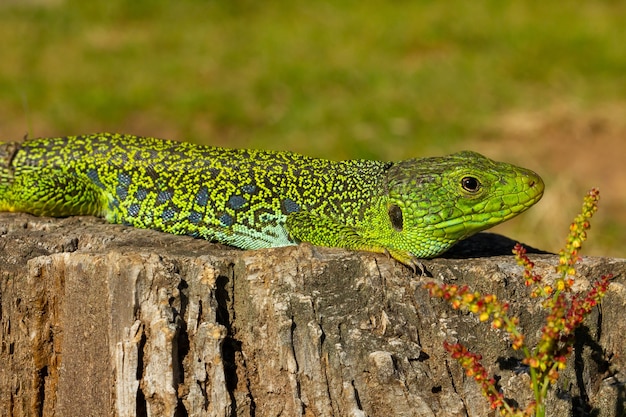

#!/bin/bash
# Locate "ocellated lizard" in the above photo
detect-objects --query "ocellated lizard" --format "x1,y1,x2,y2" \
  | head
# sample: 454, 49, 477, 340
0, 133, 544, 269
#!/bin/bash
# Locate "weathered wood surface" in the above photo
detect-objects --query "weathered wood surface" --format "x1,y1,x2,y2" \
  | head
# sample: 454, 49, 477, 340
0, 213, 624, 417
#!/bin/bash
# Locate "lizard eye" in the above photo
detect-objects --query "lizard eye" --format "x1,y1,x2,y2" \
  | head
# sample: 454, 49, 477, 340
388, 204, 403, 232
461, 176, 481, 193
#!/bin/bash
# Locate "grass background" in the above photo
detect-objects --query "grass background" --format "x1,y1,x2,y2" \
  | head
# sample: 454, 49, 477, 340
0, 0, 624, 257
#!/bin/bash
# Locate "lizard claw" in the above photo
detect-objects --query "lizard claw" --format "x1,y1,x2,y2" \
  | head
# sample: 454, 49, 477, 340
407, 257, 427, 276
386, 248, 428, 276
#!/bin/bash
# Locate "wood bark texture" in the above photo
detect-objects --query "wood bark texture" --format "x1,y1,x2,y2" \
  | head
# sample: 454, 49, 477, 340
0, 213, 624, 417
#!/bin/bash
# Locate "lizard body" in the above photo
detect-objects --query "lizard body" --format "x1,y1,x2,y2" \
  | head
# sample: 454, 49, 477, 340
0, 133, 544, 267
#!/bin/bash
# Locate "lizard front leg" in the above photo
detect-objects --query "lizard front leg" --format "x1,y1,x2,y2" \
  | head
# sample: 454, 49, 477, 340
285, 210, 421, 270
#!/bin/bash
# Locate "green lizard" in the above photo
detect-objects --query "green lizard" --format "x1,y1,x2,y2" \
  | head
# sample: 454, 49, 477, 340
0, 133, 544, 269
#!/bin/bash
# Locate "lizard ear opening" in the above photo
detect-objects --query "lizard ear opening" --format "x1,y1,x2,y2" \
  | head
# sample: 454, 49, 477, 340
388, 204, 403, 232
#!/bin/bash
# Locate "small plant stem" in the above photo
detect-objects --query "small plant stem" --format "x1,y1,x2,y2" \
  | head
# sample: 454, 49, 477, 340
529, 366, 541, 416
535, 404, 546, 417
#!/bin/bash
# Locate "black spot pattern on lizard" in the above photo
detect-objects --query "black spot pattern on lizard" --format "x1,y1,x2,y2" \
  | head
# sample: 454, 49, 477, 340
157, 189, 174, 205
196, 186, 210, 206
162, 206, 179, 222
188, 210, 203, 224
282, 198, 301, 214
219, 213, 234, 227
135, 187, 148, 201
128, 203, 141, 217
227, 195, 246, 210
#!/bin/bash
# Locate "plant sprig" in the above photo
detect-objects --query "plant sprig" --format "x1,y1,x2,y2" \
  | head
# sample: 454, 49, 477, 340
426, 188, 612, 417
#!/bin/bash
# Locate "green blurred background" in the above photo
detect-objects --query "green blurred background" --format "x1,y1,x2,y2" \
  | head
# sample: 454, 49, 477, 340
1, 0, 624, 257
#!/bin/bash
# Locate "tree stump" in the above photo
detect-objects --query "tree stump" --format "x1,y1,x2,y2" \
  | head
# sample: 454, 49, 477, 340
0, 213, 624, 416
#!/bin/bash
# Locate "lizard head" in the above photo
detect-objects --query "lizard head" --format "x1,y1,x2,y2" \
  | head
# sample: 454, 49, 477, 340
377, 150, 544, 259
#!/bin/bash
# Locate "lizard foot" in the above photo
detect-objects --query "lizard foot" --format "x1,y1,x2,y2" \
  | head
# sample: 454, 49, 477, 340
386, 248, 428, 276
